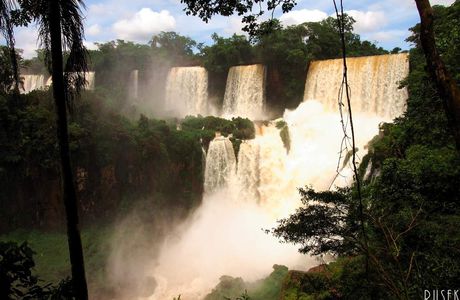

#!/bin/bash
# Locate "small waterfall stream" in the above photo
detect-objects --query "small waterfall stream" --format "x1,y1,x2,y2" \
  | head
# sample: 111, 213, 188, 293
236, 141, 260, 203
129, 70, 139, 99
203, 135, 236, 194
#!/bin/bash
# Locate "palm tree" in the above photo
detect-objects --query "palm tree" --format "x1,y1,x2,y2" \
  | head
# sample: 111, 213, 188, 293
18, 0, 89, 298
0, 0, 20, 92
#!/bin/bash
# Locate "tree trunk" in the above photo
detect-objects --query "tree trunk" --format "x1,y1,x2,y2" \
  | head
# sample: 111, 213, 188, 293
415, 0, 460, 150
48, 1, 88, 299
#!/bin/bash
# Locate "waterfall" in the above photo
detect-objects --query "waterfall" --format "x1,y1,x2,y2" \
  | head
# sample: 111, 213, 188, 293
304, 53, 409, 120
21, 75, 46, 93
46, 76, 52, 87
236, 141, 260, 203
222, 64, 265, 119
151, 128, 308, 300
85, 72, 96, 90
201, 145, 207, 179
165, 66, 208, 117
134, 54, 410, 300
44, 72, 96, 90
364, 160, 373, 181
203, 135, 236, 194
129, 70, 139, 99
181, 53, 410, 244
250, 123, 290, 213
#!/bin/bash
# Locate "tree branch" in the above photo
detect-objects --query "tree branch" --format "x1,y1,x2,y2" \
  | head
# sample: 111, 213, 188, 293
415, 0, 460, 150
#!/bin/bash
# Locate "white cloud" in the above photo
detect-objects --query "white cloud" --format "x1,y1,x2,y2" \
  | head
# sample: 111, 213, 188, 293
83, 41, 99, 50
87, 3, 121, 19
279, 9, 328, 26
346, 10, 387, 34
13, 26, 39, 59
112, 8, 176, 41
88, 3, 109, 16
224, 17, 247, 35
431, 0, 455, 5
367, 29, 409, 43
87, 24, 102, 36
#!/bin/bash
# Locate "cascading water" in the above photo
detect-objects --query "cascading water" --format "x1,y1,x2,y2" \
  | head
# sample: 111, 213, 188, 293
109, 54, 409, 300
45, 71, 96, 90
148, 130, 308, 300
129, 70, 139, 99
203, 135, 236, 194
21, 74, 46, 93
165, 67, 208, 117
45, 76, 52, 87
304, 53, 409, 120
222, 64, 265, 119
236, 141, 260, 203
85, 72, 96, 90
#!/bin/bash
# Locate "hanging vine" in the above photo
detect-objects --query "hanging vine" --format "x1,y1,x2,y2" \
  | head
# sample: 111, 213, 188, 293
331, 0, 369, 277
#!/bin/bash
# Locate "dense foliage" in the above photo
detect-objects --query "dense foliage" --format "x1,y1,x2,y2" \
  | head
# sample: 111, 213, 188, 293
204, 265, 289, 300
0, 241, 73, 299
200, 33, 255, 102
0, 227, 116, 297
0, 90, 254, 230
273, 2, 460, 299
0, 46, 19, 93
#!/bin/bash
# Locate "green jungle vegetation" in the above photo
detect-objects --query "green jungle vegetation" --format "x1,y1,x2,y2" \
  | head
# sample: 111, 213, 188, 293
1, 1, 460, 299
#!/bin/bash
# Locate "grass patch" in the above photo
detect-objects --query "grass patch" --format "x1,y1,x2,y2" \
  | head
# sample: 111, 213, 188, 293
0, 226, 113, 289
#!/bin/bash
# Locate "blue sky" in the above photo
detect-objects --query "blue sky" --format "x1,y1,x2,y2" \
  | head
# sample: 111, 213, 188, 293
11, 0, 456, 58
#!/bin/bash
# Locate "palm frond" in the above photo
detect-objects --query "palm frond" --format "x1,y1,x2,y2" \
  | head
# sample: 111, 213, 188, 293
19, 0, 51, 69
0, 0, 20, 92
61, 0, 88, 109
20, 0, 88, 108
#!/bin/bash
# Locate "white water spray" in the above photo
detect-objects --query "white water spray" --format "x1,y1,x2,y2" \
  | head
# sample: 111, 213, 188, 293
129, 70, 139, 100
